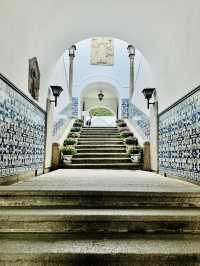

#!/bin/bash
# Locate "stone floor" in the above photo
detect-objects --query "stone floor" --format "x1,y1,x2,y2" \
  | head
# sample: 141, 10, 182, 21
1, 169, 199, 193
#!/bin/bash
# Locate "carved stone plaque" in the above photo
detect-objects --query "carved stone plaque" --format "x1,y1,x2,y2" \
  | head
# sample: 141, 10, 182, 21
91, 38, 114, 65
28, 57, 40, 101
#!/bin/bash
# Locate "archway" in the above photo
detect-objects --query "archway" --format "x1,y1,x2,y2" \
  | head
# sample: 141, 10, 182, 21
80, 81, 119, 126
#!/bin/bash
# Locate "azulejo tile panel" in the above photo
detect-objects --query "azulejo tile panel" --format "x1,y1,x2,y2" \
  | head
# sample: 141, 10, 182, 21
72, 97, 78, 118
129, 103, 150, 140
159, 88, 200, 182
0, 78, 46, 177
121, 98, 129, 119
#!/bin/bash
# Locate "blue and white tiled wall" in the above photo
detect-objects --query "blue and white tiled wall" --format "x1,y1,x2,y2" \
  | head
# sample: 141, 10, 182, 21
72, 97, 79, 118
159, 88, 200, 182
0, 76, 46, 177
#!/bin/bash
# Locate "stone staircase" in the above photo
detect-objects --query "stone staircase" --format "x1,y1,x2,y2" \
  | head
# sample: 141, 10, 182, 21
65, 126, 142, 169
0, 183, 200, 265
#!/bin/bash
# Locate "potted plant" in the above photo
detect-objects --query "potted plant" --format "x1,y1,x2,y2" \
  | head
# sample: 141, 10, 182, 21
128, 147, 142, 163
117, 122, 127, 128
120, 131, 134, 138
71, 127, 81, 132
63, 138, 77, 146
124, 136, 138, 146
68, 132, 80, 138
61, 146, 77, 164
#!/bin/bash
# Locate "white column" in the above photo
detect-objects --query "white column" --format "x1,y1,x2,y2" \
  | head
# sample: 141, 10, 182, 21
150, 93, 159, 172
68, 45, 76, 100
127, 45, 135, 101
44, 98, 54, 172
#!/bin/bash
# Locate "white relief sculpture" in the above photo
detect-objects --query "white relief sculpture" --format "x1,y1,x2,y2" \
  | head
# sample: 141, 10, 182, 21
91, 38, 114, 65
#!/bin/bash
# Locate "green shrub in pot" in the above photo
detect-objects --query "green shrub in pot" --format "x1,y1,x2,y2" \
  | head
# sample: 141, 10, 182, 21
75, 118, 84, 124
71, 127, 81, 132
61, 146, 77, 156
117, 122, 127, 127
73, 122, 83, 127
120, 131, 133, 138
68, 132, 79, 138
63, 138, 77, 146
125, 136, 138, 145
116, 119, 124, 124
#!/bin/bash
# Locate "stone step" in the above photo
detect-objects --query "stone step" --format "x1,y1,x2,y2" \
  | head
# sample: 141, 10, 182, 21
77, 148, 127, 153
83, 127, 117, 129
76, 145, 125, 149
0, 190, 199, 208
74, 153, 129, 158
79, 138, 120, 141
81, 130, 119, 136
64, 163, 142, 170
0, 209, 200, 234
80, 134, 120, 138
78, 141, 124, 145
0, 234, 200, 265
72, 158, 131, 164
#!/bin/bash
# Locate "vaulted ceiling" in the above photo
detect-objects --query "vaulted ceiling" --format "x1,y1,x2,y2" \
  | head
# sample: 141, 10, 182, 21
0, 0, 200, 111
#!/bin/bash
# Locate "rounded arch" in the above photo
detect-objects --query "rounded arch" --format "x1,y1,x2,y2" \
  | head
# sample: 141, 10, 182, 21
88, 105, 116, 116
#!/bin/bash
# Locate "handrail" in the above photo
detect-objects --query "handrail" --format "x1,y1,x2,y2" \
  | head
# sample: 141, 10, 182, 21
0, 72, 46, 114
159, 85, 200, 117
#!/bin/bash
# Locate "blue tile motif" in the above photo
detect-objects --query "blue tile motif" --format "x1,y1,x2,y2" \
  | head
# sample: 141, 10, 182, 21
0, 78, 46, 177
129, 103, 150, 140
121, 98, 129, 118
159, 88, 200, 182
72, 97, 78, 118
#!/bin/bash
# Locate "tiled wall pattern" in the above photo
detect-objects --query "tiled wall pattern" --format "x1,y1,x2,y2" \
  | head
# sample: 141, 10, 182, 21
129, 103, 150, 140
0, 78, 46, 177
72, 97, 79, 118
121, 98, 129, 118
159, 88, 200, 182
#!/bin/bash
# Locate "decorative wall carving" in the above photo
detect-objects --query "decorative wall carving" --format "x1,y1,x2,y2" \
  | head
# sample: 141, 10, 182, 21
91, 38, 114, 66
0, 75, 46, 177
28, 57, 40, 101
159, 88, 200, 182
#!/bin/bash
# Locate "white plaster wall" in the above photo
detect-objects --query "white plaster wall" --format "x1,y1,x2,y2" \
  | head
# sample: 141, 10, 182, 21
0, 0, 200, 112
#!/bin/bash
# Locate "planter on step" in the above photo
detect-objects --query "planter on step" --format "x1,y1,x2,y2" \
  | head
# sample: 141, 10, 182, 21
62, 155, 73, 164
131, 153, 141, 163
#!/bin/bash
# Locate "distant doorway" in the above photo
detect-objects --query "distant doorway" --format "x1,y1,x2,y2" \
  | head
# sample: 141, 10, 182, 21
87, 107, 116, 127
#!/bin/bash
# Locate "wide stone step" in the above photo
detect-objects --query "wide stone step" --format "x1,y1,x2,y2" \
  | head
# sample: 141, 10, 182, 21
83, 127, 117, 129
0, 209, 200, 234
77, 148, 127, 153
64, 163, 142, 170
80, 134, 120, 138
76, 145, 125, 149
72, 158, 131, 164
81, 132, 119, 136
79, 138, 120, 141
78, 141, 124, 145
0, 190, 199, 208
0, 235, 200, 266
74, 153, 129, 158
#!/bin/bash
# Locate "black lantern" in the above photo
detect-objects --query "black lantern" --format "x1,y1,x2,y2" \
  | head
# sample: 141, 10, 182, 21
142, 88, 155, 109
98, 90, 104, 101
127, 45, 135, 57
50, 85, 63, 107
69, 45, 76, 57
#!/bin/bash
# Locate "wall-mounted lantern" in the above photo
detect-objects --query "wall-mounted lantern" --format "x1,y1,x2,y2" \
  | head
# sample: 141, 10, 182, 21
142, 88, 156, 109
98, 90, 104, 101
49, 85, 63, 107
